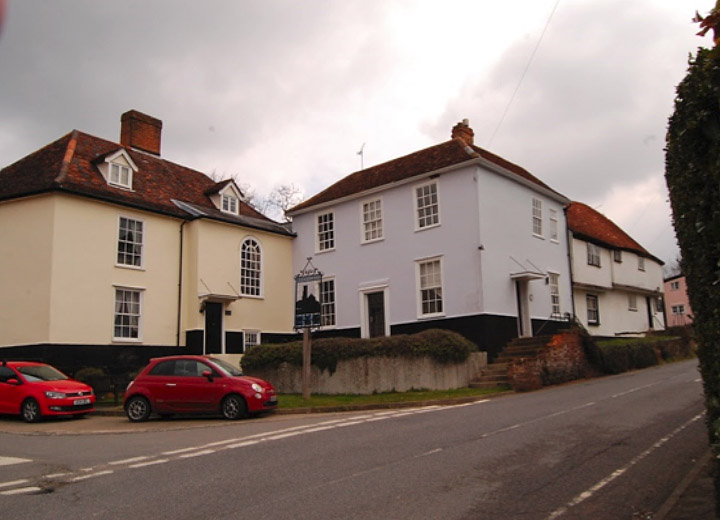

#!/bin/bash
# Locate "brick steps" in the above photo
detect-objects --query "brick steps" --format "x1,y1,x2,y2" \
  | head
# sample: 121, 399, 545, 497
470, 335, 554, 390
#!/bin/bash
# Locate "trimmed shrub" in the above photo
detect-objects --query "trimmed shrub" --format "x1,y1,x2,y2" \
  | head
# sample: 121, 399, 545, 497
665, 15, 720, 508
242, 329, 477, 375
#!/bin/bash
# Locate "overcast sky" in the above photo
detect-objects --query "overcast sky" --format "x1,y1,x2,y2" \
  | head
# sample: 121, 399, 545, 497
0, 0, 711, 267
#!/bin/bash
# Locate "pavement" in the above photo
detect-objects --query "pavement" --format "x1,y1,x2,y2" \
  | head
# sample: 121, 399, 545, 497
0, 400, 716, 519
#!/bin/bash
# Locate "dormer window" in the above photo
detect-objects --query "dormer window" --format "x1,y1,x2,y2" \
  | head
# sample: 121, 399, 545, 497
222, 193, 239, 215
100, 149, 138, 190
110, 163, 131, 188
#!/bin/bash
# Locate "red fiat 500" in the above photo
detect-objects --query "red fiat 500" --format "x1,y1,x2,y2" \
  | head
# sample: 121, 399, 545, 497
0, 361, 96, 422
123, 355, 277, 422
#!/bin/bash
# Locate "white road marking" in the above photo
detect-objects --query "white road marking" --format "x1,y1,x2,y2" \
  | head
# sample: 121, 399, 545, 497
162, 446, 202, 456
0, 456, 31, 466
109, 456, 150, 465
1, 486, 41, 495
545, 412, 705, 519
226, 440, 260, 449
70, 470, 114, 482
178, 449, 215, 459
0, 479, 30, 489
416, 448, 443, 458
129, 459, 168, 468
42, 473, 70, 479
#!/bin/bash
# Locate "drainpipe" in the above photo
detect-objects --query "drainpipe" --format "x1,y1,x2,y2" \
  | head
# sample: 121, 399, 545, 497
177, 220, 188, 347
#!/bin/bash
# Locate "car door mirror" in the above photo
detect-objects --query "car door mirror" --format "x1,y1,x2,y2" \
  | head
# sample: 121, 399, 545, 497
202, 370, 214, 382
5, 378, 21, 386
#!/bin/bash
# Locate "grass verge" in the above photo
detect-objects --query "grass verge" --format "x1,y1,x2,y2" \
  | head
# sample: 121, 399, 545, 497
277, 386, 507, 409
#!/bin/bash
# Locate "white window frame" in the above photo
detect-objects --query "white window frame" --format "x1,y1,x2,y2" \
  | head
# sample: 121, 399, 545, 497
320, 277, 336, 328
416, 256, 444, 318
549, 209, 558, 242
316, 211, 335, 252
587, 294, 599, 325
532, 198, 543, 237
361, 198, 384, 243
549, 272, 561, 316
670, 281, 680, 291
587, 243, 601, 267
240, 237, 263, 298
614, 250, 622, 263
109, 162, 132, 189
113, 287, 143, 342
638, 257, 646, 271
414, 181, 440, 231
243, 330, 261, 349
117, 216, 144, 269
672, 304, 685, 315
628, 294, 638, 312
221, 193, 239, 215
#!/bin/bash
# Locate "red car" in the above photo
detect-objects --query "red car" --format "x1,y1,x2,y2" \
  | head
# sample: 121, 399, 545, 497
0, 361, 96, 422
123, 355, 277, 422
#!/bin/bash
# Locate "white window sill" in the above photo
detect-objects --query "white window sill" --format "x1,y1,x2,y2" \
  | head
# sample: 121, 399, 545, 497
239, 294, 264, 300
115, 263, 145, 271
414, 223, 441, 233
417, 312, 446, 320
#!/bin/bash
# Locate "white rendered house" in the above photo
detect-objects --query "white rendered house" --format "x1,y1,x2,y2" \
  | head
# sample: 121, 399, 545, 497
287, 120, 573, 358
567, 202, 665, 336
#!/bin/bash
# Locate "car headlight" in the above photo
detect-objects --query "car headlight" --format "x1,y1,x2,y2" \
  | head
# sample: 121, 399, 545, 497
251, 383, 263, 393
45, 391, 67, 399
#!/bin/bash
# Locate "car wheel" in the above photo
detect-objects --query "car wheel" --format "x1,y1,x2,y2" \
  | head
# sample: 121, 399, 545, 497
125, 396, 151, 422
21, 398, 42, 423
221, 394, 247, 420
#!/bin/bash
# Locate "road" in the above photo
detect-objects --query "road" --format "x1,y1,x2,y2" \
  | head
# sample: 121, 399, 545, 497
0, 359, 707, 519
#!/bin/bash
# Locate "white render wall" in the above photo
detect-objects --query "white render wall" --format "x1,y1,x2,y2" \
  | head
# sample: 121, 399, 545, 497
475, 167, 572, 320
291, 163, 573, 332
570, 235, 665, 335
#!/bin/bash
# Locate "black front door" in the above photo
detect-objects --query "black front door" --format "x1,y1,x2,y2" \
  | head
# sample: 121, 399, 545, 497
205, 302, 222, 354
367, 292, 385, 338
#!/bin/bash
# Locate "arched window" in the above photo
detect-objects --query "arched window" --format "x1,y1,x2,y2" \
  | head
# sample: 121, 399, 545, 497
241, 238, 262, 296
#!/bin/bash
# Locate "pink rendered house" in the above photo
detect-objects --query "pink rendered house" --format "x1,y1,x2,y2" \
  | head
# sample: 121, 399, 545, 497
664, 274, 694, 326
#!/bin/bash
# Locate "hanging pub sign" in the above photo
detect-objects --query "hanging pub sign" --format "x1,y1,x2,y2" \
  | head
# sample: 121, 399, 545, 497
294, 257, 323, 330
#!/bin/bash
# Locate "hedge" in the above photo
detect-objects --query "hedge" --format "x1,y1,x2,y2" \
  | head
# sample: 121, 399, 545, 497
592, 337, 693, 375
665, 7, 720, 508
241, 329, 478, 375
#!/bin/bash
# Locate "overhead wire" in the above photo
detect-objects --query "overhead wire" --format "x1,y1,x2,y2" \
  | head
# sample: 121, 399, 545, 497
487, 0, 562, 147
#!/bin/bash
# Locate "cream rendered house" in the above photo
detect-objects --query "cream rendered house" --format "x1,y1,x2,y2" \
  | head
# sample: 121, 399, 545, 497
0, 111, 295, 370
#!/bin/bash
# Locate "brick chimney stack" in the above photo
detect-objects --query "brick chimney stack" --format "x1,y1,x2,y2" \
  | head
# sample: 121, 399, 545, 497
451, 119, 474, 146
120, 110, 162, 156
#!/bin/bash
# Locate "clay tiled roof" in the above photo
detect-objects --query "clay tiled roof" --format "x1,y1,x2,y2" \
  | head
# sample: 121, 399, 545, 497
0, 130, 291, 236
289, 136, 564, 214
567, 201, 661, 262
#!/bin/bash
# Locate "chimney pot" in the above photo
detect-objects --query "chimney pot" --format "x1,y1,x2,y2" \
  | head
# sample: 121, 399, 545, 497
120, 110, 162, 156
451, 119, 474, 146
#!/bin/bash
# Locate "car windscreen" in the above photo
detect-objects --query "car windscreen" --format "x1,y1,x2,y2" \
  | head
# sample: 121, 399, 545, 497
18, 365, 68, 382
208, 357, 243, 377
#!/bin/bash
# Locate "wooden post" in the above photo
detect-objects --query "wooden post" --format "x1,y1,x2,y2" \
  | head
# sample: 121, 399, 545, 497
302, 327, 312, 399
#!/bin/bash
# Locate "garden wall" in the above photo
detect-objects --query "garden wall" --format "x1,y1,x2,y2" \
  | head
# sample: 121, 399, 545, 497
245, 352, 487, 395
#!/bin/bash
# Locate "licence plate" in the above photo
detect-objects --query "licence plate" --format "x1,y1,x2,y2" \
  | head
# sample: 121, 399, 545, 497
269, 395, 277, 403
74, 398, 91, 406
